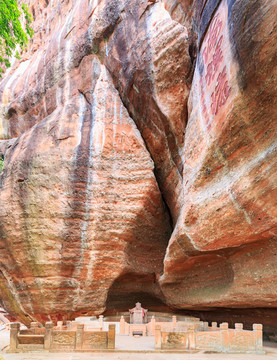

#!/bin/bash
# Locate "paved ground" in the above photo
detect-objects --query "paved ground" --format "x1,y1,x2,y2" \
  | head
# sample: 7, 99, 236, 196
116, 334, 155, 350
0, 332, 9, 353
2, 350, 277, 360
1, 329, 277, 359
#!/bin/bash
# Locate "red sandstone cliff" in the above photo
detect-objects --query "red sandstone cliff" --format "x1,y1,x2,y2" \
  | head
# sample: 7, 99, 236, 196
0, 0, 276, 332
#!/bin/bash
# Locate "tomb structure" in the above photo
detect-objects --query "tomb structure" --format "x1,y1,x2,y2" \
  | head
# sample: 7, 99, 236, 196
119, 308, 264, 353
129, 302, 148, 324
128, 302, 148, 336
7, 310, 264, 354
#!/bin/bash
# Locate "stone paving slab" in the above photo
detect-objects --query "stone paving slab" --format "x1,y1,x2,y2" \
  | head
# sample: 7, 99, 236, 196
2, 344, 277, 360
2, 351, 277, 360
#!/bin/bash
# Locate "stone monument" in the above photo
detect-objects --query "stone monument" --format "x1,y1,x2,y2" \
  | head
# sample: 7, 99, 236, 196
129, 302, 148, 324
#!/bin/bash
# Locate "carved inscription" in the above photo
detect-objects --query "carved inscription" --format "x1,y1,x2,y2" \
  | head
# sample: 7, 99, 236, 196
133, 311, 143, 324
203, 14, 223, 64
200, 3, 232, 121
211, 66, 231, 115
205, 36, 224, 86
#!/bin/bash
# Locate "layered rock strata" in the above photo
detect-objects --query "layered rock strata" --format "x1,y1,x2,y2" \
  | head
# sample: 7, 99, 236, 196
0, 0, 276, 330
160, 0, 277, 310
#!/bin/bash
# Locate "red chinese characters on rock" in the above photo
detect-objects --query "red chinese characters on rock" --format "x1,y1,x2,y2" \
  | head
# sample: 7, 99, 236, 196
205, 36, 224, 86
212, 36, 224, 73
201, 11, 232, 117
211, 66, 231, 115
203, 14, 223, 64
200, 79, 208, 121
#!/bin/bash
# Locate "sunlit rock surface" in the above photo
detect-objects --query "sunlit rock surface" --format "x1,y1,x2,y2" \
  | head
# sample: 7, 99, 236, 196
0, 0, 276, 331
160, 0, 277, 311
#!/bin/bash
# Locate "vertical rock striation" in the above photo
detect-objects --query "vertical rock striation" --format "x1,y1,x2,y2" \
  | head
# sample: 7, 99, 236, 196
0, 0, 276, 330
0, 0, 171, 324
160, 0, 277, 312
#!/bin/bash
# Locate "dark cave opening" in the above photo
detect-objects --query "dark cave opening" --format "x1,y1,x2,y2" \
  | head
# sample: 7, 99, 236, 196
104, 272, 172, 315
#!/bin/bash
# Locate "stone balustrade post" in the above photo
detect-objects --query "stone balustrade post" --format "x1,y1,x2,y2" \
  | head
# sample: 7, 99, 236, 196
151, 316, 156, 335
235, 323, 243, 331
66, 321, 71, 330
57, 321, 63, 330
253, 324, 263, 352
99, 315, 104, 330
71, 321, 78, 331
172, 315, 177, 330
30, 322, 39, 334
212, 322, 218, 329
125, 322, 129, 335
108, 324, 115, 349
203, 321, 209, 330
220, 322, 229, 352
76, 323, 84, 350
120, 316, 125, 335
188, 324, 196, 350
155, 325, 162, 349
44, 322, 53, 350
10, 323, 20, 351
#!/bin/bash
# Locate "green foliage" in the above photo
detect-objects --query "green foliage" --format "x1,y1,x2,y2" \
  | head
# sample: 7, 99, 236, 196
0, 157, 4, 173
0, 0, 33, 75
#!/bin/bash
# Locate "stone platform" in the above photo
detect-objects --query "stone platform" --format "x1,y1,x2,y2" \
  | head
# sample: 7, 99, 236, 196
2, 342, 277, 360
6, 313, 264, 354
0, 326, 277, 359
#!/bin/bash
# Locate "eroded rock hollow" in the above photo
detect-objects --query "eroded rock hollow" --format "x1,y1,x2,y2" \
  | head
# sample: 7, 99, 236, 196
0, 0, 276, 333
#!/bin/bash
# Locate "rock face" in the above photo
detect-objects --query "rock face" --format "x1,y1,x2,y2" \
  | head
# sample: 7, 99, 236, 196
0, 0, 276, 331
160, 0, 277, 309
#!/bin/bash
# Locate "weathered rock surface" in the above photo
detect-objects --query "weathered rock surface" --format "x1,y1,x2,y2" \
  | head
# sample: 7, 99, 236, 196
160, 0, 277, 312
0, 0, 276, 332
0, 0, 172, 324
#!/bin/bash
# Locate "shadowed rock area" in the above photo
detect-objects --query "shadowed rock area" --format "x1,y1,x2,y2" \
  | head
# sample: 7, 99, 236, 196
0, 0, 276, 335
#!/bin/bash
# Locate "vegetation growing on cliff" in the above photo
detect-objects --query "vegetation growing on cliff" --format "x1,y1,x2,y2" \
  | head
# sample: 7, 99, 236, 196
0, 0, 33, 75
0, 157, 4, 173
